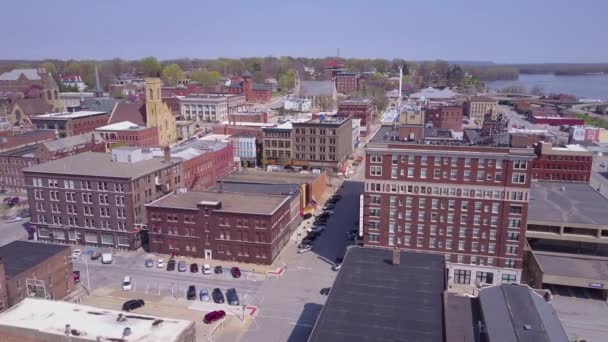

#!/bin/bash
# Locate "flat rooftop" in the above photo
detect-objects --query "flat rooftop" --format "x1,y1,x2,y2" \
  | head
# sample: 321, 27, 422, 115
339, 98, 371, 105
146, 191, 290, 215
210, 182, 301, 196
32, 110, 107, 120
23, 152, 180, 179
0, 144, 38, 157
0, 241, 68, 277
308, 247, 446, 342
295, 116, 350, 126
220, 169, 321, 184
96, 120, 147, 131
0, 298, 193, 342
534, 251, 608, 281
445, 294, 479, 342
528, 182, 608, 226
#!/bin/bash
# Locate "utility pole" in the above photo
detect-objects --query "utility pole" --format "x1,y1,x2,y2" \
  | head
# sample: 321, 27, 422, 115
84, 254, 91, 291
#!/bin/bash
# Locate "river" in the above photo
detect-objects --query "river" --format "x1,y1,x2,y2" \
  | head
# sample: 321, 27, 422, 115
485, 73, 608, 100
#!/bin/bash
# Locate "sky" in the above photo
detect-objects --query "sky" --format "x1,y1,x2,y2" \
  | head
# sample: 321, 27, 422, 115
2, 0, 608, 63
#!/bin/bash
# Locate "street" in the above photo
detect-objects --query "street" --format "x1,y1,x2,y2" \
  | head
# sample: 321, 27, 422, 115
0, 218, 29, 247
498, 104, 570, 144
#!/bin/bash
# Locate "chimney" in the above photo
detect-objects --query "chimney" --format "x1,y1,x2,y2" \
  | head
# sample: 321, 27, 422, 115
392, 248, 400, 265
163, 146, 171, 162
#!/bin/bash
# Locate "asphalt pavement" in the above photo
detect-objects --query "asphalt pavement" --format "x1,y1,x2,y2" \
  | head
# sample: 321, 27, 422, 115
0, 218, 29, 247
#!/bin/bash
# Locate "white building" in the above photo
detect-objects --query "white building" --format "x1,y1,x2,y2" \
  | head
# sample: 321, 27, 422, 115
284, 96, 312, 112
232, 133, 257, 166
180, 94, 246, 122
59, 75, 87, 91
59, 92, 95, 109
352, 118, 361, 150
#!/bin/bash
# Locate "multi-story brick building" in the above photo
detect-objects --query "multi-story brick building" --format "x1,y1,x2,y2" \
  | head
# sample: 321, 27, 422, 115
95, 121, 160, 148
426, 104, 464, 131
338, 98, 372, 136
0, 241, 74, 312
334, 73, 360, 94
531, 142, 592, 183
227, 111, 268, 124
31, 111, 110, 138
146, 191, 292, 264
0, 129, 56, 153
0, 133, 106, 193
23, 147, 182, 249
363, 124, 536, 286
466, 96, 498, 124
243, 74, 273, 103
292, 116, 353, 171
262, 122, 294, 167
180, 94, 246, 122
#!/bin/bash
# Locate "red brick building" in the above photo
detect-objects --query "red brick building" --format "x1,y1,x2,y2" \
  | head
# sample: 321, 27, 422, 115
334, 73, 359, 94
146, 191, 292, 264
227, 111, 268, 124
0, 133, 106, 193
323, 59, 347, 80
30, 111, 110, 138
243, 73, 272, 103
363, 125, 536, 285
0, 130, 56, 153
95, 121, 159, 148
338, 98, 373, 136
426, 104, 464, 131
531, 142, 592, 183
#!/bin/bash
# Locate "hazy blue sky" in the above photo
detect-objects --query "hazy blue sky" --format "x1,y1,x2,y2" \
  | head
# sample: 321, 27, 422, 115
2, 0, 607, 63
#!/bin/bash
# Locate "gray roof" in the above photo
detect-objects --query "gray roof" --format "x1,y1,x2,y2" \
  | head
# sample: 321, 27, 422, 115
146, 191, 289, 215
220, 169, 320, 184
23, 152, 180, 179
0, 241, 69, 277
82, 98, 124, 113
41, 133, 104, 152
445, 294, 479, 342
528, 182, 608, 226
308, 247, 446, 342
479, 284, 568, 342
534, 252, 608, 281
252, 83, 272, 91
0, 69, 41, 81
210, 182, 301, 196
299, 81, 335, 97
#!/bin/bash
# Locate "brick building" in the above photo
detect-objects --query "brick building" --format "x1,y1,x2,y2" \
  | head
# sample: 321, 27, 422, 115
363, 124, 536, 285
338, 98, 372, 136
0, 241, 73, 313
95, 121, 160, 148
262, 122, 294, 168
334, 72, 359, 94
322, 59, 347, 80
243, 74, 273, 103
23, 147, 182, 249
0, 130, 56, 153
426, 104, 464, 131
292, 116, 353, 171
0, 133, 106, 193
227, 111, 268, 124
466, 96, 498, 124
146, 191, 292, 264
31, 111, 110, 138
531, 142, 592, 183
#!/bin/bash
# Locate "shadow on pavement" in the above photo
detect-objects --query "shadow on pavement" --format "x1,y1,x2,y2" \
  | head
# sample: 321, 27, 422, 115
286, 302, 324, 342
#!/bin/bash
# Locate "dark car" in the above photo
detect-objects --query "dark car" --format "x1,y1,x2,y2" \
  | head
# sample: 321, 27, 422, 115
231, 267, 241, 278
91, 252, 102, 261
203, 310, 226, 324
307, 232, 321, 239
320, 287, 331, 295
212, 288, 225, 303
226, 288, 240, 306
302, 213, 313, 220
166, 259, 176, 271
302, 238, 314, 246
214, 266, 223, 274
190, 263, 199, 273
122, 299, 145, 311
187, 285, 196, 300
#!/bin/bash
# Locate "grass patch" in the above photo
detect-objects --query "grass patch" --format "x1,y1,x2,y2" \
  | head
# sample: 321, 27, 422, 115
575, 113, 608, 129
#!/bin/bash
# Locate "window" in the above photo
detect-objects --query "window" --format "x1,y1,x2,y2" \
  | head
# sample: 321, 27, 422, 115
512, 173, 526, 184
421, 168, 427, 178
513, 160, 527, 170
370, 166, 382, 176
407, 168, 414, 177
506, 245, 518, 255
508, 218, 521, 228
505, 259, 517, 268
510, 206, 522, 214
391, 155, 398, 165
368, 233, 379, 242
434, 169, 440, 178
49, 191, 59, 201
450, 170, 457, 179
370, 154, 382, 163
501, 274, 517, 283
476, 272, 494, 284
491, 203, 500, 213
508, 231, 520, 241
454, 269, 471, 285
458, 241, 465, 251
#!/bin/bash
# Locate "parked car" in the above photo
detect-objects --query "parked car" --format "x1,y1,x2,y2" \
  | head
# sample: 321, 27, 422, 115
214, 266, 223, 274
212, 288, 225, 303
157, 259, 165, 268
73, 271, 81, 284
202, 264, 212, 275
122, 276, 132, 291
178, 261, 187, 272
7, 197, 19, 207
18, 209, 30, 218
166, 259, 176, 271
323, 204, 335, 211
307, 226, 326, 233
231, 267, 241, 278
187, 285, 197, 300
5, 216, 22, 223
199, 288, 210, 302
298, 245, 312, 254
203, 310, 226, 324
226, 288, 240, 306
302, 213, 313, 220
144, 259, 154, 268
332, 261, 342, 271
190, 263, 199, 273
91, 252, 102, 260
301, 238, 315, 246
72, 249, 82, 259
320, 287, 331, 295
307, 231, 321, 239
323, 210, 335, 215
601, 161, 607, 168
122, 299, 144, 312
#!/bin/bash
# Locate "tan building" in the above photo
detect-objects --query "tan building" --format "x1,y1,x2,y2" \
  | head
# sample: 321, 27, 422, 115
145, 78, 177, 147
467, 96, 498, 124
292, 116, 353, 170
262, 122, 294, 167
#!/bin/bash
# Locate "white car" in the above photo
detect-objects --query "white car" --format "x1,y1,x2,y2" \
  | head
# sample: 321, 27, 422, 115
307, 226, 326, 233
72, 249, 82, 260
157, 259, 165, 268
332, 263, 342, 271
122, 276, 132, 291
298, 245, 312, 254
202, 264, 212, 274
5, 216, 22, 223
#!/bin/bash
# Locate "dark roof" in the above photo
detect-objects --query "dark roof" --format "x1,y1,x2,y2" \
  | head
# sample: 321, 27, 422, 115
220, 169, 320, 184
445, 294, 479, 342
108, 102, 146, 126
533, 252, 608, 281
528, 182, 608, 226
242, 71, 253, 78
478, 284, 568, 342
0, 144, 38, 157
251, 83, 272, 91
0, 241, 69, 277
308, 247, 446, 342
469, 96, 496, 103
12, 98, 53, 115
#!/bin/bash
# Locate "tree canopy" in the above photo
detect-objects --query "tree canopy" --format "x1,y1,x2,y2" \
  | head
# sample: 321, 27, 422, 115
161, 63, 184, 86
189, 70, 221, 87
140, 57, 162, 77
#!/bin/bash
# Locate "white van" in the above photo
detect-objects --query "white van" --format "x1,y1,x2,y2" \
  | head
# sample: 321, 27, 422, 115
122, 276, 132, 291
101, 252, 113, 264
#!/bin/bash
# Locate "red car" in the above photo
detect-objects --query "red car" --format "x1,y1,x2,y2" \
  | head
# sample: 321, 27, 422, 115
73, 271, 81, 284
231, 267, 241, 278
203, 310, 226, 324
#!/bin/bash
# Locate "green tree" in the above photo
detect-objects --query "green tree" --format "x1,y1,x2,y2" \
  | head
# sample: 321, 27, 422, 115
252, 71, 265, 83
190, 70, 221, 87
41, 62, 57, 75
278, 69, 296, 91
161, 63, 184, 86
140, 57, 162, 77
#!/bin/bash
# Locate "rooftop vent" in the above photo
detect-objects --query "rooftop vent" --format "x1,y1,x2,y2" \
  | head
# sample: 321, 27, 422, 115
123, 327, 132, 336
117, 313, 127, 322
523, 324, 532, 330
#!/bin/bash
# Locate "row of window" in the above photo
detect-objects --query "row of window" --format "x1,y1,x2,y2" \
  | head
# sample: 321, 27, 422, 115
32, 178, 127, 192
370, 154, 526, 170
453, 269, 517, 285
366, 182, 528, 201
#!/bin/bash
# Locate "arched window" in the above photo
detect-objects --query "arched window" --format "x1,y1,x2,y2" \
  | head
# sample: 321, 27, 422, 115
54, 90, 58, 100
46, 90, 52, 100
149, 88, 153, 100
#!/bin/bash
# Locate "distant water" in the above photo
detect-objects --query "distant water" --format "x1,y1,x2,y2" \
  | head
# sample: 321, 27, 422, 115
486, 73, 608, 100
